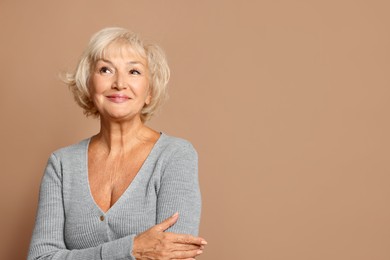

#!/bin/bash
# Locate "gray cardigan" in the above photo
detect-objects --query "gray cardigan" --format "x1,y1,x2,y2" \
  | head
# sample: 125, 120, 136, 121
28, 133, 201, 260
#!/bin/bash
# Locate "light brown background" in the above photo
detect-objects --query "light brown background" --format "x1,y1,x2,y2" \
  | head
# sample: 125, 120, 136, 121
1, 1, 390, 259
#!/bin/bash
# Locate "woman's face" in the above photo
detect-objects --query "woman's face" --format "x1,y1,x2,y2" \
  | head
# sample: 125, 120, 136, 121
89, 42, 151, 122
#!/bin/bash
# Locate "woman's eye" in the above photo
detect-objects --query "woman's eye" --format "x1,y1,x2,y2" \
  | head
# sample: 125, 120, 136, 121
130, 69, 141, 75
99, 67, 112, 74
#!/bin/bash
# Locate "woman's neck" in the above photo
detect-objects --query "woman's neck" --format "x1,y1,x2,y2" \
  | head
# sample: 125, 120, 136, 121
94, 116, 150, 155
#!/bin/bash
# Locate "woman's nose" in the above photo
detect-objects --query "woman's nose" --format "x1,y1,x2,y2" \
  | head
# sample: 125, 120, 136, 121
112, 72, 128, 90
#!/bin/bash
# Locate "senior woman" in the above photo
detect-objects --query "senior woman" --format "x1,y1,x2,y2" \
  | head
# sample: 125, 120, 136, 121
28, 27, 206, 260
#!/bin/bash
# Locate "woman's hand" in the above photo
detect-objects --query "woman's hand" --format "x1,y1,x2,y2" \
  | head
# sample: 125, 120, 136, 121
132, 213, 207, 260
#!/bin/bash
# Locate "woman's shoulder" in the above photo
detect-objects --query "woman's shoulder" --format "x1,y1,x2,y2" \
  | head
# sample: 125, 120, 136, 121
159, 133, 196, 149
157, 133, 198, 158
50, 137, 91, 160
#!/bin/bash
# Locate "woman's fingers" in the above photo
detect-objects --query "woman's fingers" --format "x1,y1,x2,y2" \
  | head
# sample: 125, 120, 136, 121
171, 258, 196, 260
170, 248, 203, 259
170, 243, 204, 251
154, 212, 179, 232
133, 213, 208, 259
166, 232, 207, 246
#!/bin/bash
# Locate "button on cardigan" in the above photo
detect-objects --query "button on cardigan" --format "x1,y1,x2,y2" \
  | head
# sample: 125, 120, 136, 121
28, 133, 201, 260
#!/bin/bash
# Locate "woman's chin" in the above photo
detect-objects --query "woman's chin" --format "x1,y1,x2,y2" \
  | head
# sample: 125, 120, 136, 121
101, 111, 140, 123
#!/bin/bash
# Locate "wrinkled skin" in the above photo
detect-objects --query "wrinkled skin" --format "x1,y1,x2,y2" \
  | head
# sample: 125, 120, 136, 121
133, 213, 207, 260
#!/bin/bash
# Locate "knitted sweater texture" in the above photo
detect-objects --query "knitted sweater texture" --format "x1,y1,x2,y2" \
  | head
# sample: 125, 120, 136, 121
28, 133, 201, 260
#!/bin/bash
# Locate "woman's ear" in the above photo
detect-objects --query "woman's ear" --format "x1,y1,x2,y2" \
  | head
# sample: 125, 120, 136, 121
145, 94, 152, 106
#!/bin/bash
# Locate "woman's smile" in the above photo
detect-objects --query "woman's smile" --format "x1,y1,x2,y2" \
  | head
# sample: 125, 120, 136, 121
106, 93, 131, 103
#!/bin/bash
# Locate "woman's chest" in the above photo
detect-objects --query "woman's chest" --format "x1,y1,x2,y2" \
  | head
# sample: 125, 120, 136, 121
87, 142, 155, 213
61, 165, 160, 249
88, 162, 140, 213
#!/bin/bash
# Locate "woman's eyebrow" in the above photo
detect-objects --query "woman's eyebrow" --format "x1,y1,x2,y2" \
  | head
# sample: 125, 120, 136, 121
98, 59, 145, 66
98, 59, 114, 65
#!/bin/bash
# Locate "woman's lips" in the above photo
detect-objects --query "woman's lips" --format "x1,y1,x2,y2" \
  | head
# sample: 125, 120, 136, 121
106, 94, 130, 103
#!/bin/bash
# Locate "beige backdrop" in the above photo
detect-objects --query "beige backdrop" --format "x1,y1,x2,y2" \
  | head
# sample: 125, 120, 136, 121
1, 1, 390, 259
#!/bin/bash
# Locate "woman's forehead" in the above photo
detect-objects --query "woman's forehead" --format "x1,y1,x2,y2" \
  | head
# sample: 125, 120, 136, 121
101, 41, 146, 61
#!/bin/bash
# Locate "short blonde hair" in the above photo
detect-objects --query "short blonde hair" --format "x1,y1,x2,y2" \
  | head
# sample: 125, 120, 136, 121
64, 27, 170, 122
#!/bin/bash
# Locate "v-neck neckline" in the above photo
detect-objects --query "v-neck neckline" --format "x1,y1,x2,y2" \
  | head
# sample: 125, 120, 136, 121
83, 132, 164, 215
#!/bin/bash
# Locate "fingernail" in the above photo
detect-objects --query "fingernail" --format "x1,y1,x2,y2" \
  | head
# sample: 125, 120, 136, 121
197, 250, 203, 254
172, 212, 178, 218
201, 240, 208, 245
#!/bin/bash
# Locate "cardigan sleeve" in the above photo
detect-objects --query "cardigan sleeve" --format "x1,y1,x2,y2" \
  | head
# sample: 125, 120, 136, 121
28, 154, 136, 260
156, 141, 201, 236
